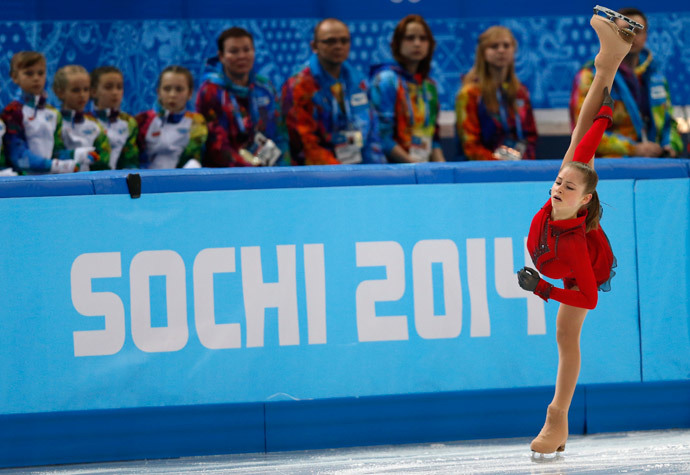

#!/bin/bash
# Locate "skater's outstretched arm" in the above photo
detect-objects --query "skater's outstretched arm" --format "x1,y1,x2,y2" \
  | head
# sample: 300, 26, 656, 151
561, 7, 640, 169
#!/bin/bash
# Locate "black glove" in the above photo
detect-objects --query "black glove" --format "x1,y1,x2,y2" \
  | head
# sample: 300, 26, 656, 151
517, 266, 541, 292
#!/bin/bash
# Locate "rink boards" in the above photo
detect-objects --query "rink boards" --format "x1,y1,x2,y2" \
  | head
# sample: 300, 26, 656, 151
1, 160, 689, 467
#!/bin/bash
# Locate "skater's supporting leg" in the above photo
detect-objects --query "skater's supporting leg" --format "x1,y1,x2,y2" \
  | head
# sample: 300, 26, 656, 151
551, 302, 588, 410
530, 301, 588, 454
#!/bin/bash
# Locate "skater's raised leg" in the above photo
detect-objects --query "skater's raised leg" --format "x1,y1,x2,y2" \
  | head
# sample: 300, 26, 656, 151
562, 7, 640, 168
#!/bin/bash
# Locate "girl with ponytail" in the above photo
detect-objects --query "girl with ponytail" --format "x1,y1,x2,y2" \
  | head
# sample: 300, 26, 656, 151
516, 5, 640, 458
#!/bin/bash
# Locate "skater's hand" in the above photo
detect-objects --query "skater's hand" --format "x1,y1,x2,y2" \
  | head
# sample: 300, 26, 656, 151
517, 267, 541, 292
633, 142, 662, 157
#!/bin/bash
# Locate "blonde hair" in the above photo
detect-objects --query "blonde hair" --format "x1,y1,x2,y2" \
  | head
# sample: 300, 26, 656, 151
463, 26, 520, 114
52, 65, 89, 94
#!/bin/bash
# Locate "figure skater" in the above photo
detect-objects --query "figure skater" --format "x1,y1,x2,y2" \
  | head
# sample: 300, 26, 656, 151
517, 5, 643, 456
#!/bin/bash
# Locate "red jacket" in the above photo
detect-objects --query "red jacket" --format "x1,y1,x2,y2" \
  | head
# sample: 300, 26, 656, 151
525, 105, 615, 309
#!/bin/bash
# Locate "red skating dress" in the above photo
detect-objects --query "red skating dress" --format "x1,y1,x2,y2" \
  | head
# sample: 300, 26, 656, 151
526, 105, 616, 309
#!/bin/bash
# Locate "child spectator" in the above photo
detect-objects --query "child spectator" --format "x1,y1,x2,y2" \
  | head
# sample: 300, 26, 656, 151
53, 65, 110, 171
89, 66, 139, 169
1, 51, 86, 174
137, 66, 208, 169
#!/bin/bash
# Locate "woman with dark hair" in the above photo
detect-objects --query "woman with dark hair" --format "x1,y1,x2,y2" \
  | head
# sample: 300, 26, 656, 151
517, 6, 642, 456
456, 26, 537, 160
370, 14, 445, 163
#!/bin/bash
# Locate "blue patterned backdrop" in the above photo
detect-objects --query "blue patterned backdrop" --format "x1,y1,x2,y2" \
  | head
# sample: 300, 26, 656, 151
1, 14, 689, 114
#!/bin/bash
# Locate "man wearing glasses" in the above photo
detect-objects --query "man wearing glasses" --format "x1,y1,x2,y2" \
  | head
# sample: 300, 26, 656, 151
283, 18, 384, 165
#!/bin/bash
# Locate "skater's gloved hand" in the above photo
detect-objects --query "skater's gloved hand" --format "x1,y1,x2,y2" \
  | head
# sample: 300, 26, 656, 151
51, 159, 78, 174
517, 267, 541, 292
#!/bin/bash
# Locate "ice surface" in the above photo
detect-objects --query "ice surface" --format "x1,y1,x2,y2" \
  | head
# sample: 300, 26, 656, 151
3, 429, 689, 474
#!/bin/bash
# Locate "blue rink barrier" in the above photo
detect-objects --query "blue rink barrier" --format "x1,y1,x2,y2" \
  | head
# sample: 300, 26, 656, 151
0, 160, 689, 468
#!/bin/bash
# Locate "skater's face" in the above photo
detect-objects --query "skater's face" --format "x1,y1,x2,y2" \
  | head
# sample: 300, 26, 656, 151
219, 36, 255, 81
92, 72, 124, 110
57, 72, 91, 112
616, 15, 647, 54
12, 61, 47, 96
551, 167, 592, 216
312, 20, 351, 67
399, 22, 430, 66
483, 33, 515, 69
157, 72, 192, 113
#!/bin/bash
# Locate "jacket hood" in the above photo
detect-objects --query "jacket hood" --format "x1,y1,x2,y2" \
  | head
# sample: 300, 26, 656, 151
201, 56, 256, 97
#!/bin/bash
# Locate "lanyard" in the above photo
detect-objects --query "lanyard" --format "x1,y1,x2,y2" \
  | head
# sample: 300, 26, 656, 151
329, 81, 353, 131
401, 78, 430, 129
226, 85, 260, 135
496, 89, 523, 141
613, 73, 647, 141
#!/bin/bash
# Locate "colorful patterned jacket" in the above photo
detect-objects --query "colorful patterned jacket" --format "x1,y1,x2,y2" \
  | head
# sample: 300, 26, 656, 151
196, 57, 288, 167
283, 54, 385, 165
1, 93, 61, 173
58, 109, 111, 171
136, 109, 207, 169
90, 109, 139, 169
455, 81, 537, 160
570, 49, 683, 157
369, 63, 441, 161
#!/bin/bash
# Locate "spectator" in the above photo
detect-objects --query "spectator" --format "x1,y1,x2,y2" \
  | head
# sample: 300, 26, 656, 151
370, 14, 445, 163
197, 27, 288, 167
0, 118, 17, 175
455, 26, 537, 161
137, 66, 208, 169
52, 65, 110, 171
89, 66, 139, 169
1, 51, 85, 174
570, 7, 683, 157
283, 18, 384, 165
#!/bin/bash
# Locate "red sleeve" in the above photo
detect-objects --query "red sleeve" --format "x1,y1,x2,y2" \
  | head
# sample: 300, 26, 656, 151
135, 110, 155, 158
573, 105, 613, 164
195, 81, 253, 167
456, 86, 497, 161
289, 76, 339, 165
546, 235, 599, 309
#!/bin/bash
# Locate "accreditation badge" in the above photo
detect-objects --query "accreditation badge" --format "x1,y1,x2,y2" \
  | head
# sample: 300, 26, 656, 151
334, 130, 363, 164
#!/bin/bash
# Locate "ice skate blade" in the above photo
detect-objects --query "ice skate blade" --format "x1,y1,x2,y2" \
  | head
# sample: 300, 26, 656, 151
593, 5, 645, 31
531, 450, 563, 463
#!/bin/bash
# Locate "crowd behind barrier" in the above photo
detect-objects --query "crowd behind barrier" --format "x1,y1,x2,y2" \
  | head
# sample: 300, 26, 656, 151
1, 10, 690, 174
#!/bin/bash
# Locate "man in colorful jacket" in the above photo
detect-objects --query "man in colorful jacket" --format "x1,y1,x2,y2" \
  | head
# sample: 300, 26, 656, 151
283, 18, 384, 165
570, 8, 682, 157
197, 27, 288, 167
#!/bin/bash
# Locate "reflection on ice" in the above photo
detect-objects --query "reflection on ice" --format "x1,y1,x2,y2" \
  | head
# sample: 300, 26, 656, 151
3, 429, 689, 475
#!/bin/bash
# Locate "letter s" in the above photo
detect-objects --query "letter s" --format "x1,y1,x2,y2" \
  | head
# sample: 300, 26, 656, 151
71, 252, 125, 356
